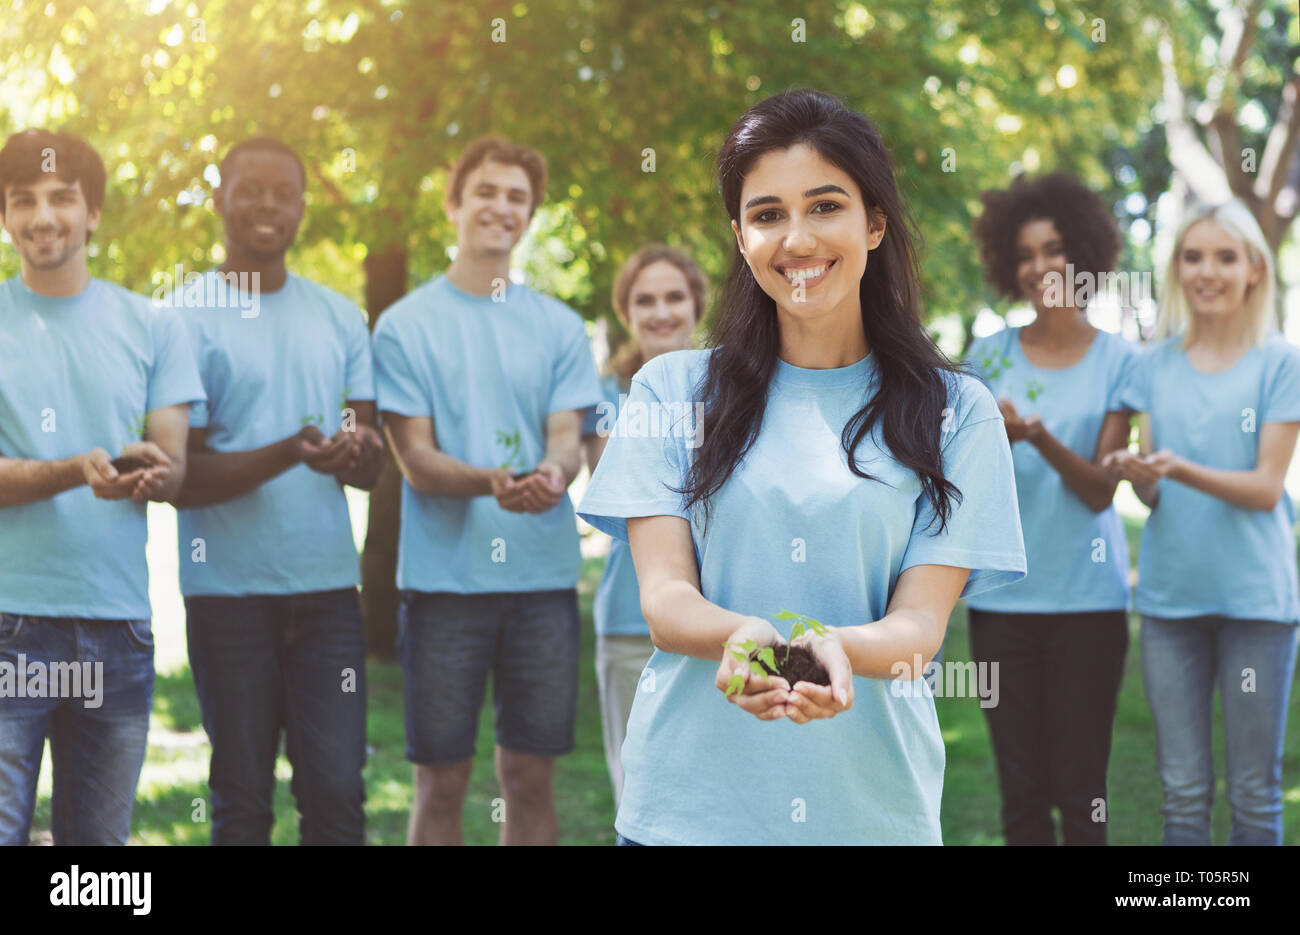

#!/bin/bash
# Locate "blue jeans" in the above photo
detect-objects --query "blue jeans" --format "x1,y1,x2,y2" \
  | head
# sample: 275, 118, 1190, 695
0, 613, 154, 846
184, 588, 368, 845
1141, 614, 1298, 846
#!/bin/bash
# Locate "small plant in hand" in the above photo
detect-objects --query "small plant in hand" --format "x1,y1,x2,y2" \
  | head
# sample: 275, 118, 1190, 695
725, 610, 832, 697
495, 428, 532, 476
112, 413, 148, 464
107, 414, 155, 474
300, 389, 351, 432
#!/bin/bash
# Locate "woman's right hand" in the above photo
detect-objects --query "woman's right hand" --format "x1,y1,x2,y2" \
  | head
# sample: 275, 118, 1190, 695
1101, 449, 1160, 486
290, 425, 354, 474
997, 398, 1042, 444
82, 447, 150, 500
714, 616, 791, 721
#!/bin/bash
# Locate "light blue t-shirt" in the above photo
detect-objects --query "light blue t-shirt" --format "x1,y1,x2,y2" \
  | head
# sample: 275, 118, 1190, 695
577, 348, 1026, 844
175, 272, 374, 597
0, 276, 205, 619
1118, 333, 1300, 624
964, 325, 1137, 613
373, 275, 604, 593
582, 374, 651, 637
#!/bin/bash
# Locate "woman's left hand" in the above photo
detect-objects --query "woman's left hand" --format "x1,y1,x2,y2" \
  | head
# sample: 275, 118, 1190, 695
1142, 449, 1184, 479
784, 628, 854, 725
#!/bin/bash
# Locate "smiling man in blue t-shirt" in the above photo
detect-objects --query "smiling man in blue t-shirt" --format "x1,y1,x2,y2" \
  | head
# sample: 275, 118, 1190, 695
0, 129, 204, 845
374, 137, 603, 845
174, 138, 383, 846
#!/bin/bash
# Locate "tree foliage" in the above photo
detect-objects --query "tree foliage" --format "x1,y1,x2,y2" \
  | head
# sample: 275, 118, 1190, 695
0, 0, 1221, 334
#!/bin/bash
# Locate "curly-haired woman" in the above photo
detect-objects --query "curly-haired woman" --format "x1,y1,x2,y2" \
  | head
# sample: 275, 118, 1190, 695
964, 172, 1139, 845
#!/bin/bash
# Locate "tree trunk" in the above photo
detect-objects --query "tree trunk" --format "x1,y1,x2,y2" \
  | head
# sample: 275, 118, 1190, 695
360, 245, 408, 660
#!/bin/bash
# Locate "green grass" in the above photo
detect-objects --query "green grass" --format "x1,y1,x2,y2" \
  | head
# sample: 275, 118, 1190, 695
24, 502, 1300, 845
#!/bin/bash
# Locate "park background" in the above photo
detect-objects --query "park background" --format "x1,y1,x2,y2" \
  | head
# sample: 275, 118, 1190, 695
2, 0, 1299, 843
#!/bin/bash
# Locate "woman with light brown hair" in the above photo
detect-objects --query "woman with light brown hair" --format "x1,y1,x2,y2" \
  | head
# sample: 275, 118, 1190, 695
581, 245, 706, 807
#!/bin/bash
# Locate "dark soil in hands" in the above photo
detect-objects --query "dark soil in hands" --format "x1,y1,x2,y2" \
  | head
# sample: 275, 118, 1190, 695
751, 645, 830, 687
110, 456, 149, 473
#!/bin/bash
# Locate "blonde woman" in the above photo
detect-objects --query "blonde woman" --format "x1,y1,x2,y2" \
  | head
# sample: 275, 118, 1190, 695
581, 246, 705, 807
1105, 199, 1300, 845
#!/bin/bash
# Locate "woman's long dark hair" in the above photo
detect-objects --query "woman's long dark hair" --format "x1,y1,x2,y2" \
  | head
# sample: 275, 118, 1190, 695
679, 89, 963, 532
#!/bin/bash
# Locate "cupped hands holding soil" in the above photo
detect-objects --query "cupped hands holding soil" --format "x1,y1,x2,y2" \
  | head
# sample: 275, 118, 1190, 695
751, 644, 830, 687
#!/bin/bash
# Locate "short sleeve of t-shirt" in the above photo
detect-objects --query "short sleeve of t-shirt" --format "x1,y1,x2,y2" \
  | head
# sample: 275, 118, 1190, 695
180, 313, 211, 429
1116, 344, 1155, 412
581, 374, 621, 436
577, 364, 689, 542
962, 334, 995, 391
147, 304, 206, 414
343, 303, 375, 403
962, 328, 1015, 394
188, 399, 210, 429
1261, 338, 1300, 424
898, 378, 1026, 599
581, 401, 601, 437
1105, 335, 1141, 412
372, 319, 431, 419
548, 312, 604, 415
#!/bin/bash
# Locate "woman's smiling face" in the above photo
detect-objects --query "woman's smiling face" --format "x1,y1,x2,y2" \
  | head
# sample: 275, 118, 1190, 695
626, 260, 698, 359
731, 142, 885, 323
1177, 219, 1263, 320
1015, 217, 1070, 313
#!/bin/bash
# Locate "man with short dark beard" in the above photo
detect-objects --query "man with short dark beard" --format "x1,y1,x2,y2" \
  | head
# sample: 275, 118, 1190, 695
0, 129, 204, 845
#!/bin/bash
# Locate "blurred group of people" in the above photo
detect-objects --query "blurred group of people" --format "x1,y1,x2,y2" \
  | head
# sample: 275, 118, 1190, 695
0, 87, 1294, 846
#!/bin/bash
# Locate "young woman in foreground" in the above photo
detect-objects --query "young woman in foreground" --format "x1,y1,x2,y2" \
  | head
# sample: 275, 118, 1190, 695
1105, 200, 1300, 846
579, 89, 1026, 845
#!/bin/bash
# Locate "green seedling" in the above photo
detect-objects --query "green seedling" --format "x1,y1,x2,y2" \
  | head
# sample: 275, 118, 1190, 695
495, 428, 526, 471
724, 639, 778, 698
978, 349, 1014, 382
113, 413, 148, 457
300, 390, 351, 432
724, 609, 831, 697
773, 609, 830, 666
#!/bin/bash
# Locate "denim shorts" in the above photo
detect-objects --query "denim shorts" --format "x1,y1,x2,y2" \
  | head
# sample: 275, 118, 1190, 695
397, 589, 580, 765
